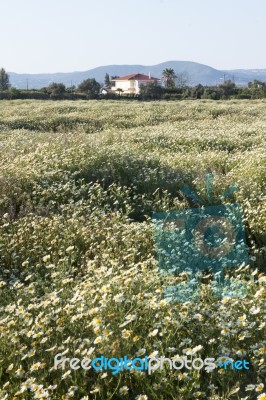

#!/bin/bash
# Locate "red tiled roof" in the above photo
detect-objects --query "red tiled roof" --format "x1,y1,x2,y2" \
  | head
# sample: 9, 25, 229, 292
112, 73, 160, 81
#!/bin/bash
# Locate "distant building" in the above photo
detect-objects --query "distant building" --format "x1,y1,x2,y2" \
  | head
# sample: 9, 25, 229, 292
256, 81, 265, 88
111, 73, 161, 95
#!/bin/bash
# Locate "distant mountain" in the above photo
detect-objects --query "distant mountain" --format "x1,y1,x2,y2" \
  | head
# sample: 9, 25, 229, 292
8, 61, 266, 89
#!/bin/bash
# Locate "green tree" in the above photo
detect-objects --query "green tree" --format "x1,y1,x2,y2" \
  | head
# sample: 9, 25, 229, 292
219, 80, 236, 97
191, 84, 204, 99
0, 68, 10, 90
47, 82, 66, 99
104, 73, 111, 88
162, 68, 177, 88
78, 78, 101, 98
66, 85, 76, 93
253, 79, 260, 88
139, 82, 163, 99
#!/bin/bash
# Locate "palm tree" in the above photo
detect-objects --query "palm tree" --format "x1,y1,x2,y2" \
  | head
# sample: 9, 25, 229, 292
116, 88, 123, 96
162, 68, 177, 88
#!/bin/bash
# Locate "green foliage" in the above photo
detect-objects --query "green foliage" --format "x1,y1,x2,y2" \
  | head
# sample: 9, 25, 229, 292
162, 68, 177, 88
104, 72, 111, 88
139, 81, 163, 99
47, 82, 66, 99
191, 84, 204, 99
0, 67, 10, 90
202, 88, 222, 100
2, 78, 266, 101
219, 80, 236, 98
77, 78, 101, 98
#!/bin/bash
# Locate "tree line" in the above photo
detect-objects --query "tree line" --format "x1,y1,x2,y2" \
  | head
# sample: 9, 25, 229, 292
1, 67, 266, 101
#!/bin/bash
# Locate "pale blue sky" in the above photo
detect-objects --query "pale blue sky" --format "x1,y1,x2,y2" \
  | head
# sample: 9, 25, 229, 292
1, 0, 265, 73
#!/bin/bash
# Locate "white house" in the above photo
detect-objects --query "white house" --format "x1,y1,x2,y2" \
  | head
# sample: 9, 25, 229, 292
111, 73, 161, 95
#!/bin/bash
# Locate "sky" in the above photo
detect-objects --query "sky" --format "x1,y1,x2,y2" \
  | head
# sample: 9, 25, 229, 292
1, 0, 266, 73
